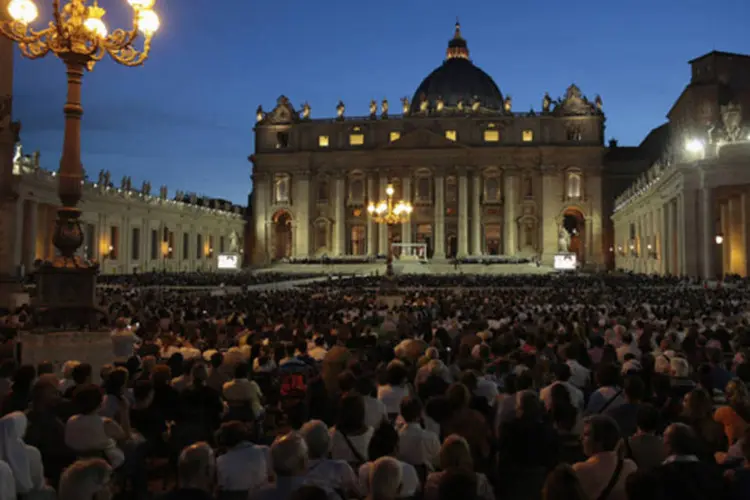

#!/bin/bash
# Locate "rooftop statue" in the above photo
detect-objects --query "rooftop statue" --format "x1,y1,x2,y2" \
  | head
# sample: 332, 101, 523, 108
436, 96, 445, 113
401, 97, 410, 115
381, 99, 389, 118
256, 105, 264, 123
369, 99, 377, 118
103, 170, 111, 187
721, 102, 744, 142
595, 95, 603, 113
419, 94, 428, 113
503, 96, 512, 113
336, 100, 345, 119
456, 98, 464, 112
471, 96, 480, 112
543, 92, 552, 113
142, 181, 151, 196
300, 102, 311, 120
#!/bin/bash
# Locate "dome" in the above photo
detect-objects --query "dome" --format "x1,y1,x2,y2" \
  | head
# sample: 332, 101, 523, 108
411, 23, 503, 113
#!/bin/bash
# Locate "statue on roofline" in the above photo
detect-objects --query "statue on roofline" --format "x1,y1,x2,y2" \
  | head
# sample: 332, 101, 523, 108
504, 95, 512, 113
595, 95, 603, 113
336, 100, 345, 119
471, 96, 480, 112
300, 102, 311, 120
256, 105, 264, 123
543, 92, 552, 113
419, 94, 428, 113
369, 99, 377, 118
401, 97, 410, 115
98, 170, 104, 185
436, 96, 445, 113
456, 98, 464, 112
103, 170, 111, 187
381, 99, 389, 118
142, 181, 151, 195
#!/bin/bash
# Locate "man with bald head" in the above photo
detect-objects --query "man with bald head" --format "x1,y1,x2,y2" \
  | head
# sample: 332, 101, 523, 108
160, 442, 215, 500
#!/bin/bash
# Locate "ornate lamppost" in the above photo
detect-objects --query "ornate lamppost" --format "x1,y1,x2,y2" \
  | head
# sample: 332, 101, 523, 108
1, 0, 159, 323
367, 183, 413, 279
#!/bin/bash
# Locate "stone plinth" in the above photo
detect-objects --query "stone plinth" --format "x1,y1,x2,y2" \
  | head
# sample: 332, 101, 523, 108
35, 265, 105, 329
20, 330, 112, 382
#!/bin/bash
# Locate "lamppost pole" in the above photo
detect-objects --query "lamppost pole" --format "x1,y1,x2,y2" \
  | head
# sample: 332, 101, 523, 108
1, 0, 160, 324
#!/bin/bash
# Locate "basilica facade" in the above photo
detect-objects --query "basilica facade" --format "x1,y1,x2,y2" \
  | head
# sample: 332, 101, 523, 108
250, 24, 608, 266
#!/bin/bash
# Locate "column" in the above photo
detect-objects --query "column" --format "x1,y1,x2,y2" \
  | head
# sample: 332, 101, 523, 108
433, 175, 445, 258
541, 171, 559, 262
13, 197, 23, 268
471, 172, 482, 255
27, 201, 38, 268
401, 175, 412, 245
252, 174, 269, 263
678, 193, 688, 276
333, 176, 346, 256
366, 174, 377, 256
458, 170, 469, 257
586, 217, 594, 260
503, 173, 516, 255
378, 176, 388, 254
659, 207, 667, 274
701, 187, 714, 279
294, 172, 310, 257
664, 201, 673, 275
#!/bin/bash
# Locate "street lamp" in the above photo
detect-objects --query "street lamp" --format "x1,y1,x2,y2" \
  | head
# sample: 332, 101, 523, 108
715, 233, 724, 245
367, 183, 413, 278
2, 0, 159, 320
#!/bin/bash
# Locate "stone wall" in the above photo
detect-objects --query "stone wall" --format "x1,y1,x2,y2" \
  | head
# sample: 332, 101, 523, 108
21, 331, 113, 382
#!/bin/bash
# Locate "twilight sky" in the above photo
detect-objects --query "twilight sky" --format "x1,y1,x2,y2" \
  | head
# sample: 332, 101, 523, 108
11, 0, 749, 205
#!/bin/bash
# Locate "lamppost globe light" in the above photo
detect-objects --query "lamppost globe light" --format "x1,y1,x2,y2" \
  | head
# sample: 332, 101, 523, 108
84, 17, 108, 38
7, 0, 38, 24
367, 203, 375, 214
386, 185, 395, 197
715, 234, 724, 245
137, 8, 160, 35
685, 138, 704, 154
129, 0, 156, 8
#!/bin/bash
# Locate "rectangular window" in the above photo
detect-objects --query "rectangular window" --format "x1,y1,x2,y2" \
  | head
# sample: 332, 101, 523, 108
109, 226, 119, 260
522, 130, 534, 142
389, 131, 401, 142
131, 228, 140, 261
318, 135, 329, 147
183, 233, 189, 260
483, 130, 499, 142
349, 134, 364, 146
150, 229, 158, 260
445, 130, 457, 142
196, 234, 203, 259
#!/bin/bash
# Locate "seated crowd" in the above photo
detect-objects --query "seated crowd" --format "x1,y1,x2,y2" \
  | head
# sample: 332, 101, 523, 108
0, 272, 749, 500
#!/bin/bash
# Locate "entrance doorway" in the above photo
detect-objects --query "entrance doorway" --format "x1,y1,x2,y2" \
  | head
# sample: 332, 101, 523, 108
562, 208, 586, 263
447, 234, 458, 258
272, 210, 293, 260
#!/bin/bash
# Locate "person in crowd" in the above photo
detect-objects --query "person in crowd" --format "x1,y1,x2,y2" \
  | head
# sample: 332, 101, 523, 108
222, 363, 264, 420
573, 415, 637, 500
441, 383, 490, 468
329, 392, 373, 467
299, 419, 359, 496
621, 403, 666, 470
356, 377, 388, 429
423, 434, 493, 500
0, 360, 15, 400
160, 442, 216, 500
367, 456, 402, 500
628, 423, 725, 500
540, 363, 584, 413
215, 421, 270, 499
0, 460, 16, 500
129, 380, 168, 455
100, 367, 131, 420
397, 396, 440, 470
358, 422, 419, 498
63, 363, 93, 400
57, 458, 112, 500
549, 384, 585, 464
59, 361, 80, 395
714, 380, 750, 445
542, 463, 588, 500
1, 364, 35, 415
175, 363, 224, 447
111, 318, 141, 363
436, 468, 478, 500
726, 427, 750, 499
679, 388, 728, 460
585, 364, 624, 415
605, 375, 646, 437
251, 432, 315, 500
206, 351, 229, 393
377, 360, 411, 418
150, 364, 181, 422
0, 412, 50, 499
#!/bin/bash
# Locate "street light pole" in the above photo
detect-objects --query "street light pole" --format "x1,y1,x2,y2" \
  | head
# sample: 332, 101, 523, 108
367, 183, 413, 280
1, 0, 160, 324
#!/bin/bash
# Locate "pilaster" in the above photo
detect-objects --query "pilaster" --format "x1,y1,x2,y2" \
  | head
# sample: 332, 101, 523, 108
294, 171, 310, 257
401, 175, 412, 244
333, 176, 346, 256
433, 175, 445, 258
378, 176, 388, 254
457, 169, 469, 257
471, 172, 481, 255
366, 174, 377, 256
503, 173, 516, 255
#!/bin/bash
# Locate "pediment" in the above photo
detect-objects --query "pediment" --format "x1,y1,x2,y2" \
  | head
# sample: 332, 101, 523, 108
381, 127, 467, 150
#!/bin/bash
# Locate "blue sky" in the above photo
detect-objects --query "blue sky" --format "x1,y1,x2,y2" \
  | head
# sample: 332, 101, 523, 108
12, 0, 749, 205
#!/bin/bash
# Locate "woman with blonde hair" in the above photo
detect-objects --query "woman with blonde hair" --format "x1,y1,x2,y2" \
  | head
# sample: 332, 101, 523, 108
422, 435, 494, 500
58, 458, 113, 500
715, 380, 750, 444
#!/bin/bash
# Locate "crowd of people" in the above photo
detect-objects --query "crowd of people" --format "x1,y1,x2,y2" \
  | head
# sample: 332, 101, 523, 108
0, 272, 750, 500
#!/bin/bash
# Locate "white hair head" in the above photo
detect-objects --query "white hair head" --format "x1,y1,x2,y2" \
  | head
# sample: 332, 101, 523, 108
299, 420, 330, 459
271, 432, 308, 477
670, 357, 690, 378
369, 456, 403, 500
58, 459, 112, 500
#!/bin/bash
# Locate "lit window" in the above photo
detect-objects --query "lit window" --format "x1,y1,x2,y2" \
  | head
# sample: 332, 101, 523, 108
567, 172, 582, 199
349, 134, 364, 146
483, 130, 499, 142
389, 131, 401, 142
318, 135, 329, 147
522, 130, 534, 142
445, 130, 457, 142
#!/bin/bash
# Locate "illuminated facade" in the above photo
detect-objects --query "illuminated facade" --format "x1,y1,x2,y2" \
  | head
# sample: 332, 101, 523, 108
10, 153, 246, 274
250, 24, 608, 266
612, 51, 750, 278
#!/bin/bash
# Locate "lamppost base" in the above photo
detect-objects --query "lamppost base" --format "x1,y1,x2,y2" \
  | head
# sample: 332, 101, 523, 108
33, 262, 106, 330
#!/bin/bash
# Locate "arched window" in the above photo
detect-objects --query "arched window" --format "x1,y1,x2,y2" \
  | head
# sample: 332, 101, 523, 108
567, 172, 582, 199
274, 173, 290, 203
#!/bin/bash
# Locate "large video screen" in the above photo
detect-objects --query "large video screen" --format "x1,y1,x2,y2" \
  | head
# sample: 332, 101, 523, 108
554, 253, 577, 271
217, 253, 239, 270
